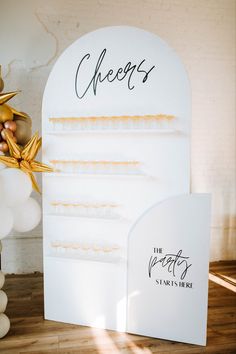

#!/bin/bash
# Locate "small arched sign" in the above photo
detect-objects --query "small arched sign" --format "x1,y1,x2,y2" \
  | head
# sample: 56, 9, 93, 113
127, 194, 211, 345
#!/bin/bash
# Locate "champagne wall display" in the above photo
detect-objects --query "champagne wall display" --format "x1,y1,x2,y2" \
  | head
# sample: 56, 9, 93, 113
42, 26, 210, 345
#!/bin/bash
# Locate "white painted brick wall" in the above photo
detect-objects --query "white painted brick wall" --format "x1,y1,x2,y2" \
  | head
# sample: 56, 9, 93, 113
0, 0, 235, 273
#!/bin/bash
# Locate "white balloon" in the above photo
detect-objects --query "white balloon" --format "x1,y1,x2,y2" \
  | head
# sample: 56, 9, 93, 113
12, 197, 41, 233
0, 168, 32, 207
0, 271, 5, 289
0, 313, 10, 338
0, 152, 6, 171
0, 290, 8, 313
0, 205, 13, 239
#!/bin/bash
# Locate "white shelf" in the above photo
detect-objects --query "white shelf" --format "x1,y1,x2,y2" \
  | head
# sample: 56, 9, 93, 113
45, 255, 126, 264
43, 172, 147, 179
44, 213, 129, 223
45, 129, 183, 135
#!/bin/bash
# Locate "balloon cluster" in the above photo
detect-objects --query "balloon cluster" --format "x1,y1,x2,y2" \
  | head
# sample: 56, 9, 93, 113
0, 66, 52, 338
0, 161, 41, 339
0, 66, 32, 153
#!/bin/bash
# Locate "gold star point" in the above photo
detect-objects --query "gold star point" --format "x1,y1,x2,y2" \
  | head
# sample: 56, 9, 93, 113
0, 90, 29, 118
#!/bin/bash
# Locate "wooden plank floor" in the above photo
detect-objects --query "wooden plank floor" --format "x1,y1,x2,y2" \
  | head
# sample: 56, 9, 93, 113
0, 261, 235, 354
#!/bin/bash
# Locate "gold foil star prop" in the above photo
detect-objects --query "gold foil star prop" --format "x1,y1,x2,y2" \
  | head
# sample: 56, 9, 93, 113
0, 131, 53, 193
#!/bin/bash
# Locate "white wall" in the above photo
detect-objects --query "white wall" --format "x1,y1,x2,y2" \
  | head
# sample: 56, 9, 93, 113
0, 0, 235, 273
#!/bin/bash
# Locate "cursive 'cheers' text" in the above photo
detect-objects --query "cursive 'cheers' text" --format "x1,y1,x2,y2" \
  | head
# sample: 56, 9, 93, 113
75, 48, 155, 99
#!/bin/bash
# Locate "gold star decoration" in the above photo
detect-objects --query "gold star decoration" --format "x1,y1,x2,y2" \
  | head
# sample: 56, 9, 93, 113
0, 91, 28, 119
0, 131, 53, 193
